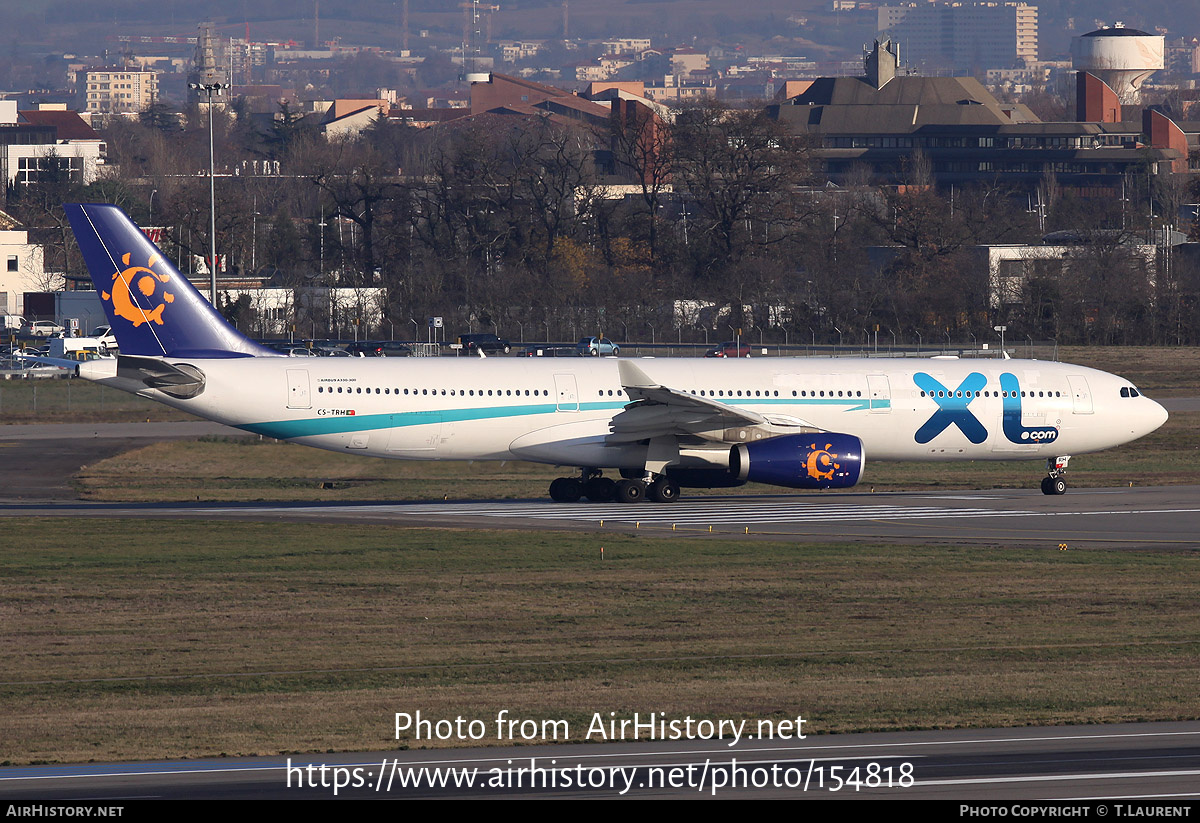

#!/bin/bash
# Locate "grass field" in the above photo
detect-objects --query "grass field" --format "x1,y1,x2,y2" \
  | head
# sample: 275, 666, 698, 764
2, 521, 1198, 765
0, 378, 192, 424
3, 347, 1199, 764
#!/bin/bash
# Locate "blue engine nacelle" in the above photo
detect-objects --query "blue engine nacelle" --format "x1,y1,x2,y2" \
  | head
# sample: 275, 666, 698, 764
730, 433, 865, 490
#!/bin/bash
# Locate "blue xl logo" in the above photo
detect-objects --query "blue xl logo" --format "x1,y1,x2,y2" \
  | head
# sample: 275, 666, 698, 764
914, 372, 988, 444
999, 373, 1059, 444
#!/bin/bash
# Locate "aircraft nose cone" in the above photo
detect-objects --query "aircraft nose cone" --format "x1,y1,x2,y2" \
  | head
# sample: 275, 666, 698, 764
1148, 399, 1169, 433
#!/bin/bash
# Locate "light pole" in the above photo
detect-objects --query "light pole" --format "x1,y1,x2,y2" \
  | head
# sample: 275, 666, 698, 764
189, 81, 229, 305
251, 194, 258, 273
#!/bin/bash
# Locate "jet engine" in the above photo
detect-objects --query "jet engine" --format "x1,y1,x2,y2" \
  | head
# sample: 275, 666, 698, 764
729, 433, 865, 490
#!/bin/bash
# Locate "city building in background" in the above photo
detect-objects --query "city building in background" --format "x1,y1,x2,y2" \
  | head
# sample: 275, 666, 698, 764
876, 2, 1038, 72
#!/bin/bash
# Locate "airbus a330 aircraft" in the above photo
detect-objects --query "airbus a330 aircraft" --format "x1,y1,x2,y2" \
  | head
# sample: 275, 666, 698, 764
61, 203, 1168, 503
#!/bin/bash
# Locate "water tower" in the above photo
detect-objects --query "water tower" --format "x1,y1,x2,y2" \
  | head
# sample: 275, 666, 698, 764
1071, 24, 1164, 105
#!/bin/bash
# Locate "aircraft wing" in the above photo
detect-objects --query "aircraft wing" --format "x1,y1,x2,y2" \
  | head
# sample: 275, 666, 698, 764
609, 360, 818, 443
11, 353, 73, 370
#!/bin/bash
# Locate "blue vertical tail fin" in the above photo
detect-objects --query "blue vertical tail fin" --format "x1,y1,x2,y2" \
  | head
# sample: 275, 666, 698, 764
65, 203, 277, 358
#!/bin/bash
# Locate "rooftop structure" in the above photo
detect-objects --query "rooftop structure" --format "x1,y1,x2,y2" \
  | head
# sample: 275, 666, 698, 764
0, 102, 105, 190
766, 40, 1192, 193
1071, 26, 1164, 105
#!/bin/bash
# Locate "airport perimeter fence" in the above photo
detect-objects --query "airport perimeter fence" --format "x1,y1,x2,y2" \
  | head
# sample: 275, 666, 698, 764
0, 379, 166, 420
597, 341, 1061, 361
252, 336, 1062, 361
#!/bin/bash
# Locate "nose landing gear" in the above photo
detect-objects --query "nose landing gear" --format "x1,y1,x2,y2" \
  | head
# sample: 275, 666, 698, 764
1041, 455, 1071, 495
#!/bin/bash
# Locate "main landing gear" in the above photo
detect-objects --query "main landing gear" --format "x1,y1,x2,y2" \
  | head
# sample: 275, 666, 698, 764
549, 469, 617, 503
548, 470, 680, 503
1040, 455, 1071, 496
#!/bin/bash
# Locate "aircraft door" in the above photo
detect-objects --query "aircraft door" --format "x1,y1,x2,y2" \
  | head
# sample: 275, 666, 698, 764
1067, 375, 1093, 414
286, 369, 311, 409
553, 374, 579, 411
866, 374, 891, 413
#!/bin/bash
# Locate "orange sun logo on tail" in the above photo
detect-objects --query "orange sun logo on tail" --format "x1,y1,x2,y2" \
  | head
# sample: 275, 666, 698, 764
805, 442, 841, 482
104, 252, 175, 326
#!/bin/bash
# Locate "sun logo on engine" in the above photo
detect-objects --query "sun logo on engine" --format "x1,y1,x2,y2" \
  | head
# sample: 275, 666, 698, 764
805, 442, 840, 481
103, 252, 175, 327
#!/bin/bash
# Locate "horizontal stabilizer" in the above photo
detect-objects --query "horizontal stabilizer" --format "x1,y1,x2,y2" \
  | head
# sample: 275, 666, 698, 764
118, 355, 206, 398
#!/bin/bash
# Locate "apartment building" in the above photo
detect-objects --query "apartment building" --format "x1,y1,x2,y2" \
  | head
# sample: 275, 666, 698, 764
877, 2, 1038, 71
82, 67, 159, 115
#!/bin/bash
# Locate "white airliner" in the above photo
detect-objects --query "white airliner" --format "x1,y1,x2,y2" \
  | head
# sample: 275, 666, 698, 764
61, 204, 1168, 503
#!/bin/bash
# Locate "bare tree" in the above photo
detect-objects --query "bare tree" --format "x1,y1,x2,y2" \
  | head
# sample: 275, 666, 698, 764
671, 100, 814, 271
307, 139, 405, 286
605, 98, 673, 261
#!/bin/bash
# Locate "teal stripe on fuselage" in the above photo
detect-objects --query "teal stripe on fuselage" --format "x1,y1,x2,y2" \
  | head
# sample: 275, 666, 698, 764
237, 397, 891, 440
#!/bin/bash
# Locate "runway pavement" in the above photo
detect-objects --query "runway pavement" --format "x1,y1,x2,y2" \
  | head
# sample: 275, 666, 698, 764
1, 420, 1197, 547
2, 486, 1198, 549
3, 420, 1199, 801
0, 421, 242, 500
3, 721, 1199, 799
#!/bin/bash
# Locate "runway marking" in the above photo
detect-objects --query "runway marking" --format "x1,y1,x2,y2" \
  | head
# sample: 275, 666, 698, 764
7, 500, 1199, 534
190, 500, 1200, 527
200, 502, 1018, 524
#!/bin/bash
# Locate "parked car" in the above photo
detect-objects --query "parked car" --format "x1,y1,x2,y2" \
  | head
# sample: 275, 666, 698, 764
91, 326, 118, 352
704, 341, 751, 358
19, 320, 65, 337
577, 336, 620, 356
458, 333, 511, 354
379, 341, 413, 357
345, 341, 385, 357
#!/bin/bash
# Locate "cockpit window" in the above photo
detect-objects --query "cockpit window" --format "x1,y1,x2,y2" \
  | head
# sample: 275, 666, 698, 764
1121, 387, 1130, 397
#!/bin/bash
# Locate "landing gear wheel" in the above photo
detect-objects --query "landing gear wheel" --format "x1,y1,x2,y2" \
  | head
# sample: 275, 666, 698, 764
647, 477, 679, 503
549, 477, 583, 502
614, 479, 645, 504
584, 476, 616, 502
1041, 476, 1066, 496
